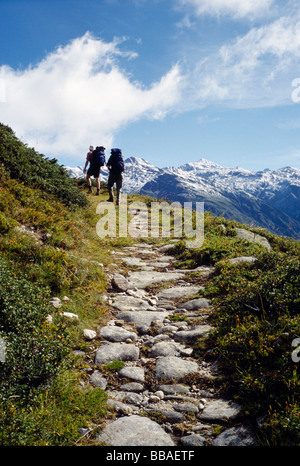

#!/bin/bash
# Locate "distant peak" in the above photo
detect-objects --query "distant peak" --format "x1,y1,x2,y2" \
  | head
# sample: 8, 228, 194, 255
178, 158, 224, 171
125, 156, 150, 164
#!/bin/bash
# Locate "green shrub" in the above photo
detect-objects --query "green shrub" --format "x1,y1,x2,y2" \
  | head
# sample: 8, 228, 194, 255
204, 250, 300, 444
0, 211, 17, 233
0, 123, 87, 208
0, 256, 69, 398
0, 370, 108, 445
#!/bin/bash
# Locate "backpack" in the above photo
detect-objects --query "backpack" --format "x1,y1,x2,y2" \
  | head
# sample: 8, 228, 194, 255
110, 148, 125, 173
92, 147, 105, 166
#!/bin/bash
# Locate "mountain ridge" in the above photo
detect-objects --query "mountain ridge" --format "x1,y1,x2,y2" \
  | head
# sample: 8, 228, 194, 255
65, 156, 300, 239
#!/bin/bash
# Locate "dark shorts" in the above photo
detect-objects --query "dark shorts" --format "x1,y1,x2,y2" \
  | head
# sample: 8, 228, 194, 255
87, 164, 101, 178
108, 172, 123, 190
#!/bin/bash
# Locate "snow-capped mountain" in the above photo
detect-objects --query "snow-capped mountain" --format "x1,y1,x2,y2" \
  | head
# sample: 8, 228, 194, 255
65, 157, 300, 239
65, 157, 162, 192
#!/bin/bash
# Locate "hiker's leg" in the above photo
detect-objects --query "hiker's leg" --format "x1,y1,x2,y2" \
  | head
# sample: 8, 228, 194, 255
107, 175, 114, 201
96, 177, 100, 195
86, 174, 92, 192
116, 174, 123, 205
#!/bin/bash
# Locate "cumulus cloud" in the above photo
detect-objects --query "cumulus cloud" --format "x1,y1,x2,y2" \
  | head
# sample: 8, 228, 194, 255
0, 32, 183, 163
176, 0, 274, 19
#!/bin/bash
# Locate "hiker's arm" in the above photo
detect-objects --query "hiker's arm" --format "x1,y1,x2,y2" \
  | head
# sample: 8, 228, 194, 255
83, 160, 88, 174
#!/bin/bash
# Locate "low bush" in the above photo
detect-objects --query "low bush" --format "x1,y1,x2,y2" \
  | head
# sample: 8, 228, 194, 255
0, 123, 87, 208
0, 256, 69, 398
204, 250, 300, 445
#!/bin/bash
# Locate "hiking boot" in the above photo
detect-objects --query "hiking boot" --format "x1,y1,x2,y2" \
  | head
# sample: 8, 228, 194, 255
107, 197, 114, 202
96, 189, 100, 196
88, 186, 92, 193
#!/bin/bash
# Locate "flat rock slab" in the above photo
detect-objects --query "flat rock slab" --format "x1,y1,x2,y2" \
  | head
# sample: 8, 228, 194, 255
155, 356, 198, 381
174, 402, 199, 413
174, 325, 213, 345
99, 325, 137, 342
126, 270, 185, 289
199, 399, 242, 422
149, 341, 187, 358
122, 257, 155, 271
95, 343, 139, 365
213, 426, 257, 446
157, 384, 190, 395
116, 311, 170, 327
118, 366, 145, 383
89, 370, 107, 389
228, 257, 257, 265
111, 295, 155, 311
180, 434, 206, 446
157, 286, 203, 299
150, 255, 175, 263
119, 382, 144, 392
97, 415, 175, 446
181, 298, 211, 310
235, 228, 271, 251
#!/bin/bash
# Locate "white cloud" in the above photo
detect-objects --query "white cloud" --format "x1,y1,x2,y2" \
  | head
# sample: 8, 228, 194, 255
183, 15, 300, 109
177, 0, 274, 19
0, 32, 183, 163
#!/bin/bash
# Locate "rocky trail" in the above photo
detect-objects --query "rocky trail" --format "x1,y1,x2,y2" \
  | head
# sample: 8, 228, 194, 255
72, 210, 260, 447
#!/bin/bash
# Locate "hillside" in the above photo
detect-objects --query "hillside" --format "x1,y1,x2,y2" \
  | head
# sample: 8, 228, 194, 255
66, 156, 300, 239
0, 124, 299, 446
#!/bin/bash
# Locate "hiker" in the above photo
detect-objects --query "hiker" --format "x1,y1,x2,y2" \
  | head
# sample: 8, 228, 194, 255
83, 145, 106, 195
106, 148, 125, 205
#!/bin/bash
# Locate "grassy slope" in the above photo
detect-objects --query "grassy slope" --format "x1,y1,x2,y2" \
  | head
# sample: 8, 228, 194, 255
169, 217, 300, 446
0, 124, 299, 445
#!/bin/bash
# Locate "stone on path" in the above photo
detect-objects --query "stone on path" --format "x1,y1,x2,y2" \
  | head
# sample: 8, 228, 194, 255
97, 415, 175, 446
157, 286, 203, 299
111, 273, 131, 292
213, 426, 257, 446
181, 298, 211, 310
174, 402, 199, 413
95, 343, 139, 365
120, 382, 144, 392
199, 399, 242, 422
180, 434, 206, 446
99, 325, 137, 342
89, 370, 107, 389
118, 366, 145, 383
149, 341, 187, 358
83, 329, 97, 340
126, 270, 185, 289
157, 384, 190, 395
116, 311, 170, 328
122, 256, 155, 271
111, 295, 155, 311
174, 325, 213, 345
155, 356, 198, 380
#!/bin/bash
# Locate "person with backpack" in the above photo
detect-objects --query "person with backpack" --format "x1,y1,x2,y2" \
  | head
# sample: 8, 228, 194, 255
83, 145, 106, 195
106, 148, 125, 205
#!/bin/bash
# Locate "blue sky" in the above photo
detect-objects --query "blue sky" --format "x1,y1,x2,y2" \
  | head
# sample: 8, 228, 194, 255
1, 0, 300, 171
